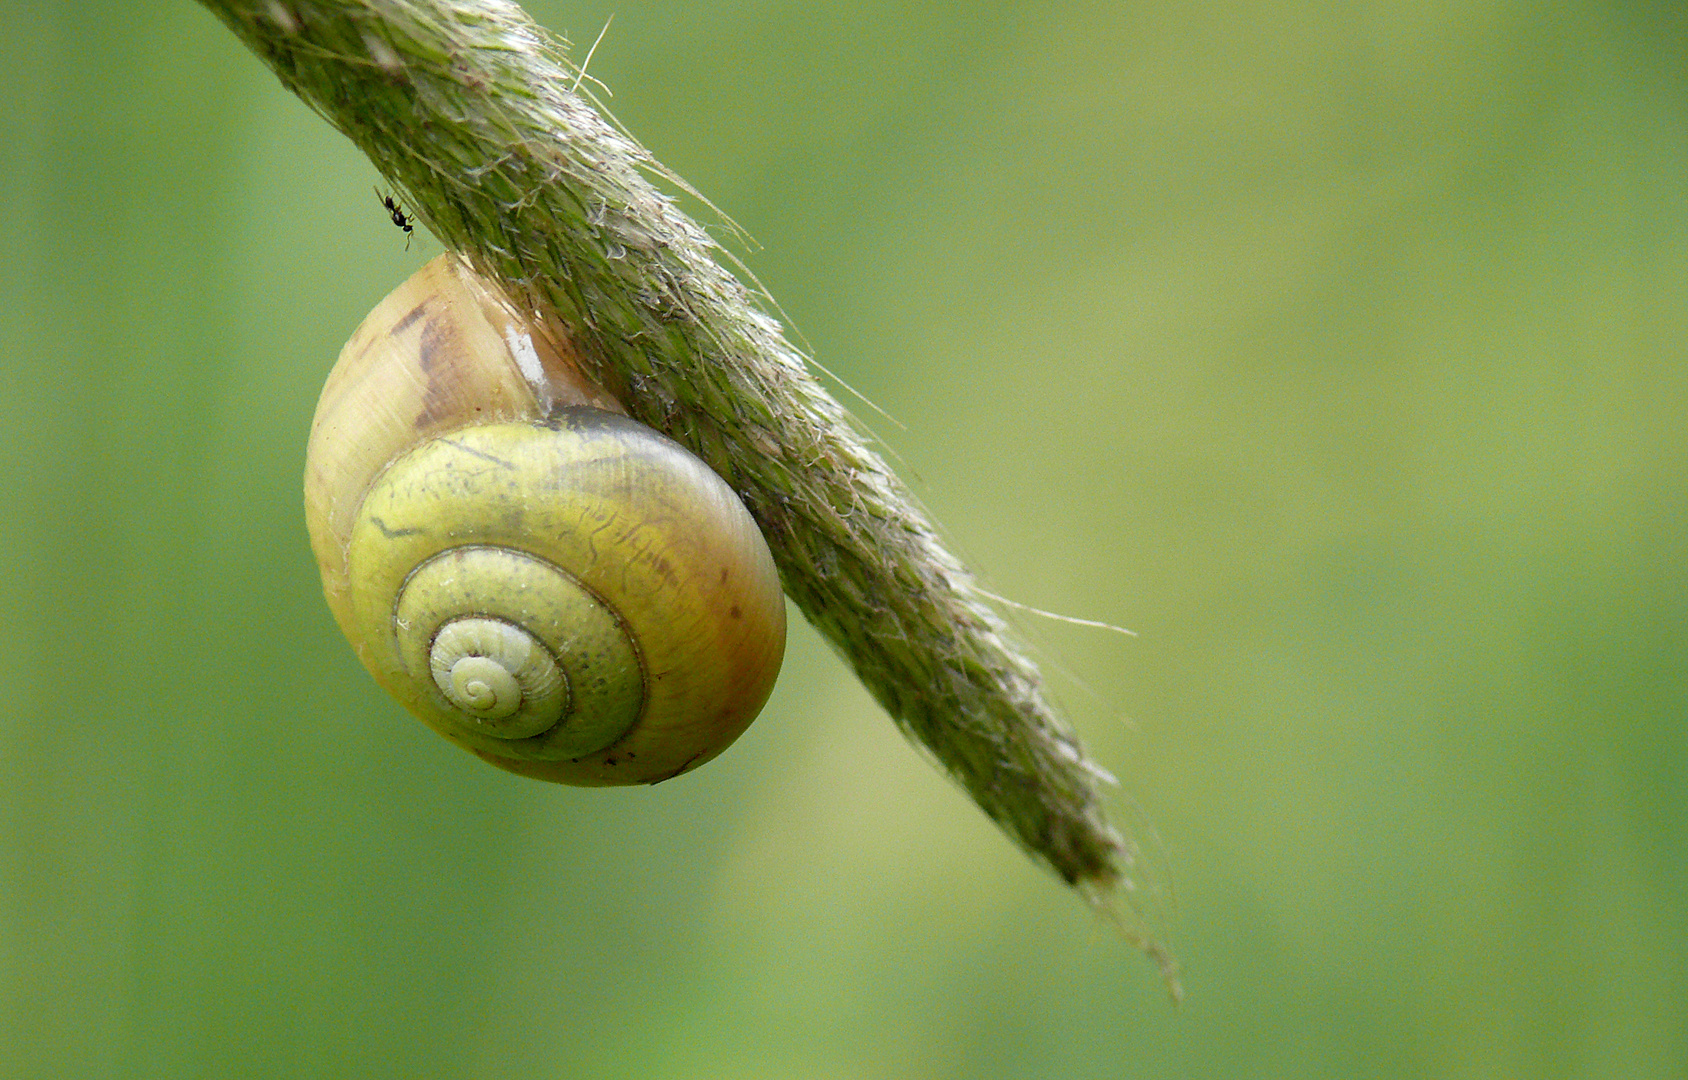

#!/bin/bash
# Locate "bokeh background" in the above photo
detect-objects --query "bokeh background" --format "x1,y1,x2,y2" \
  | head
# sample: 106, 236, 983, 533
2, 1, 1684, 1076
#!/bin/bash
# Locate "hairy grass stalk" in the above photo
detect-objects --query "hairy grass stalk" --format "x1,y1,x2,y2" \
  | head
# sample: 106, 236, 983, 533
199, 0, 1174, 990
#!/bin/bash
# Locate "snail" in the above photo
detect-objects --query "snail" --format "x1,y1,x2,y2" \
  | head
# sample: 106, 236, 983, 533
303, 255, 787, 785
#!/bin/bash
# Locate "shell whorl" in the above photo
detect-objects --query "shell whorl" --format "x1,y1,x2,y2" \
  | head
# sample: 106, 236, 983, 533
429, 617, 563, 734
387, 543, 647, 761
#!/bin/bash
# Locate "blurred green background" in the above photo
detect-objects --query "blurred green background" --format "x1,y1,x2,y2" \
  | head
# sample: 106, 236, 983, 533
2, 1, 1684, 1076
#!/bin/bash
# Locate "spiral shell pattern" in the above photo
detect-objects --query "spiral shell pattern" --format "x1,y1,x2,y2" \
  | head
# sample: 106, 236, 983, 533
304, 257, 785, 785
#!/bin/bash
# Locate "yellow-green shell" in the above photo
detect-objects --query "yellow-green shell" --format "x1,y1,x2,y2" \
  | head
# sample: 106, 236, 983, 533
304, 256, 786, 785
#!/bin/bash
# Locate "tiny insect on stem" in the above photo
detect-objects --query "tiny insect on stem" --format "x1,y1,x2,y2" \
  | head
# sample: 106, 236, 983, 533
375, 186, 415, 250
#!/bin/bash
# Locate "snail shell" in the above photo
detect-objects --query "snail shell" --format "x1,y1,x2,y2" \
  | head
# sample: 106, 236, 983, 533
304, 256, 786, 785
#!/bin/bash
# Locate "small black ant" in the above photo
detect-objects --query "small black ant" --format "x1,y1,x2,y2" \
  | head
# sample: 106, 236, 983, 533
375, 187, 414, 249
